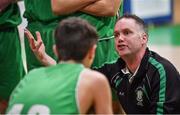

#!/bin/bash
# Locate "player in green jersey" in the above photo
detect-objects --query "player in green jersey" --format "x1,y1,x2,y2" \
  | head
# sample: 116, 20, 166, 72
24, 0, 123, 71
6, 17, 114, 114
0, 1, 25, 113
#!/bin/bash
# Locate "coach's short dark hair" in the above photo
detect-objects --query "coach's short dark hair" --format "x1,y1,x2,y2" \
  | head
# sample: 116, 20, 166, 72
54, 17, 98, 62
118, 14, 148, 36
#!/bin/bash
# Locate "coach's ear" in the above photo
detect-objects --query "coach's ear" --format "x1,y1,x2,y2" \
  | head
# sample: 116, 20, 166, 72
53, 45, 58, 58
141, 33, 148, 44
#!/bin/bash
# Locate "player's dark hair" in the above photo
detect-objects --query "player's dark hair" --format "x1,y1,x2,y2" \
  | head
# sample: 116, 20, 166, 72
54, 17, 98, 62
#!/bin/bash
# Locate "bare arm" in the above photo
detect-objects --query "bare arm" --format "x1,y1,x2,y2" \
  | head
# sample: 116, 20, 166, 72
80, 0, 121, 16
78, 70, 113, 114
93, 73, 113, 113
51, 0, 97, 15
0, 0, 16, 12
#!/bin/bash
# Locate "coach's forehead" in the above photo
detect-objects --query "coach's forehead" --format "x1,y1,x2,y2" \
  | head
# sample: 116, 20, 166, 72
115, 18, 141, 31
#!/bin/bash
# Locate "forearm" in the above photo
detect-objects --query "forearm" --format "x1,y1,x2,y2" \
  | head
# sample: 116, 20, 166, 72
39, 53, 57, 66
80, 0, 121, 16
51, 0, 96, 15
0, 0, 14, 12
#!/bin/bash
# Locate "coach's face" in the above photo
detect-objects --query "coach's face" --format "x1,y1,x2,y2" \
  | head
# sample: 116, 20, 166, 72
114, 18, 146, 58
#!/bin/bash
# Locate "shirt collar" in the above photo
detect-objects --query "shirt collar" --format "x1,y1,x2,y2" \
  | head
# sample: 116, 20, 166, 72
121, 64, 140, 84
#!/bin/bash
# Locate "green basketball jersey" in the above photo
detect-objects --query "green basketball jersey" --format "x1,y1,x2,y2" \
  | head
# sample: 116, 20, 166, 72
0, 3, 22, 28
7, 63, 85, 114
23, 0, 117, 39
24, 0, 123, 70
0, 3, 25, 101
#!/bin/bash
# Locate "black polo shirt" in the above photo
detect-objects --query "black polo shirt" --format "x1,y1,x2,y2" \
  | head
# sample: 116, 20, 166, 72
97, 48, 180, 114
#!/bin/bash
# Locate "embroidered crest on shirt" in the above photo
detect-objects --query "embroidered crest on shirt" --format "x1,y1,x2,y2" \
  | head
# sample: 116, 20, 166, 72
135, 87, 144, 106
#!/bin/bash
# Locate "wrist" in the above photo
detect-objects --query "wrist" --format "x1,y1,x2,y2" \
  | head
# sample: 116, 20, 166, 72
41, 53, 57, 66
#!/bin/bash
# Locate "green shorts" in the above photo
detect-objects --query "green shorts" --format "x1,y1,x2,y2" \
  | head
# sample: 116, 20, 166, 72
0, 27, 25, 100
91, 37, 119, 69
25, 22, 118, 70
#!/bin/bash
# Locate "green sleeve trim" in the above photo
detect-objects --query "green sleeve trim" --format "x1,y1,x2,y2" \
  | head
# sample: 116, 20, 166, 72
148, 57, 166, 114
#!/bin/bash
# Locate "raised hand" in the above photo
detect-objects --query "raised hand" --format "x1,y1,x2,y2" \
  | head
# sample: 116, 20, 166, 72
24, 29, 45, 61
24, 29, 56, 66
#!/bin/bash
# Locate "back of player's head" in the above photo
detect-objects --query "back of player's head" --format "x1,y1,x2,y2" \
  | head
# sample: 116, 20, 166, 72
54, 17, 98, 62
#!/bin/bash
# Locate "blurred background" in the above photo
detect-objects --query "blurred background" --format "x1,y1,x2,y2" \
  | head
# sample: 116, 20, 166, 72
18, 0, 180, 72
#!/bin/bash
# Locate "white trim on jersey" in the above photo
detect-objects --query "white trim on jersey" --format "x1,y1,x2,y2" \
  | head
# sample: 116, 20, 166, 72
75, 68, 86, 113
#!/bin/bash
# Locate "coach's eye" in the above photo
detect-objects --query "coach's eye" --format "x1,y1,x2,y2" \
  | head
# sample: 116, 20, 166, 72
123, 30, 130, 35
114, 33, 119, 38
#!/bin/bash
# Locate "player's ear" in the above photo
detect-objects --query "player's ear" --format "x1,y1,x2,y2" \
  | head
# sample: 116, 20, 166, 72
88, 44, 97, 60
53, 45, 58, 58
83, 44, 97, 68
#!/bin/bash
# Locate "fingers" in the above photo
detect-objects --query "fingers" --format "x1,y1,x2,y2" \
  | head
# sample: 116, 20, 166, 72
36, 31, 43, 43
36, 41, 43, 50
30, 37, 36, 50
24, 29, 37, 50
24, 29, 35, 42
24, 29, 44, 49
35, 31, 44, 50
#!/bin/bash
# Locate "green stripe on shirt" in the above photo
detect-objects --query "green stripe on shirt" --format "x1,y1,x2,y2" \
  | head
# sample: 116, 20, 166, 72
149, 57, 166, 114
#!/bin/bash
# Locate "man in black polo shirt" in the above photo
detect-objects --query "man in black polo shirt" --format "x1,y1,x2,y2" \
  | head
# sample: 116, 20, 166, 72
97, 14, 180, 114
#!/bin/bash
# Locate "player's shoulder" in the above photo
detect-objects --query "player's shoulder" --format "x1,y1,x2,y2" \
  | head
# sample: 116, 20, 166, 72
25, 67, 47, 78
80, 68, 109, 87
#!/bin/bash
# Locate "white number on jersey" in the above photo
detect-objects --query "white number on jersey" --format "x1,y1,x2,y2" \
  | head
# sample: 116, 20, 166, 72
7, 104, 50, 114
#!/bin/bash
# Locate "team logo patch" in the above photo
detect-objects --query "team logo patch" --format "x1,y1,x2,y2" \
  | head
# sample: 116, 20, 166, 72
135, 87, 144, 106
